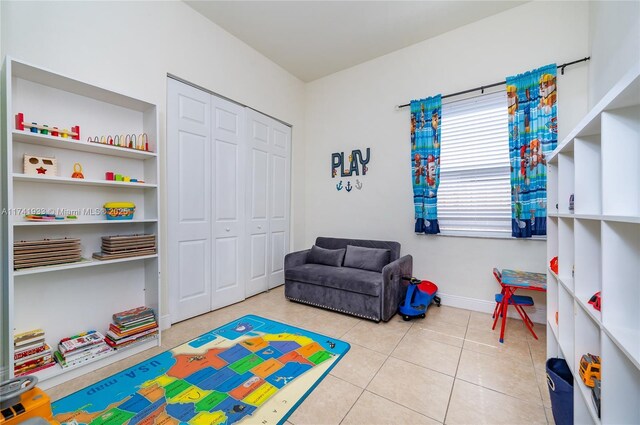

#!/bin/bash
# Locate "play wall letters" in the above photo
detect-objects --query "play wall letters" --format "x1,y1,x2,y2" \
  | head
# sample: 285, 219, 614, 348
332, 148, 371, 192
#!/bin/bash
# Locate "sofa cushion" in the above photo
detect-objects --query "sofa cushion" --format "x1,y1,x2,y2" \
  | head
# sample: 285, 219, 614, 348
307, 245, 345, 267
343, 245, 390, 273
285, 264, 382, 296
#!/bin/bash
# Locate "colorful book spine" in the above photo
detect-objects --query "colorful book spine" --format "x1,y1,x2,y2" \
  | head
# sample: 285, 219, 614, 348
55, 347, 112, 368
14, 355, 53, 371
14, 361, 56, 377
105, 332, 158, 350
14, 328, 45, 344
14, 343, 49, 360
106, 327, 159, 344
108, 322, 158, 338
113, 306, 154, 324
14, 347, 52, 364
62, 343, 109, 361
59, 331, 105, 354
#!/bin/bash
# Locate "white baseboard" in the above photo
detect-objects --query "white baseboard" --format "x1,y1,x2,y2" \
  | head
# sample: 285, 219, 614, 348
159, 314, 172, 330
438, 292, 546, 324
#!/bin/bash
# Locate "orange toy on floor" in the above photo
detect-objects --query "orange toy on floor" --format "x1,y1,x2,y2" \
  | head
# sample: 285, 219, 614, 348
0, 376, 59, 425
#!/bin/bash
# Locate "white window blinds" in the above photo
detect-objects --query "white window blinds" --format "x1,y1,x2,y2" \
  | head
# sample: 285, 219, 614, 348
437, 91, 512, 237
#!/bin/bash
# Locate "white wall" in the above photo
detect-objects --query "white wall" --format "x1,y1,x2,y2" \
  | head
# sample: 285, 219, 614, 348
303, 1, 590, 318
588, 0, 640, 107
0, 0, 307, 319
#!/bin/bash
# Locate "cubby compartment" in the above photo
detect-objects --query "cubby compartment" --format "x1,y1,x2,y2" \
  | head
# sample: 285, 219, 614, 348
601, 334, 640, 425
547, 320, 561, 359
601, 106, 640, 218
547, 273, 559, 340
574, 136, 602, 215
547, 215, 558, 260
558, 151, 575, 214
574, 390, 597, 425
574, 307, 602, 424
574, 219, 602, 323
558, 285, 575, 369
547, 159, 559, 214
558, 217, 575, 290
601, 221, 640, 366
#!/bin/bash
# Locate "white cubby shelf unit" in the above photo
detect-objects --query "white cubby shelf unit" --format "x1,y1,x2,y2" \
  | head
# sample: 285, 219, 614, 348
546, 66, 640, 425
1, 57, 161, 388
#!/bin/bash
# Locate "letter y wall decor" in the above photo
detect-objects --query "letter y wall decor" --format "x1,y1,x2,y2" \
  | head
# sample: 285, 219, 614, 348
331, 148, 370, 192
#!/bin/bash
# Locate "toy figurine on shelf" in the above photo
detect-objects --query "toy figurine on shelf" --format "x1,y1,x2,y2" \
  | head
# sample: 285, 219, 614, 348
24, 154, 57, 176
579, 353, 601, 388
105, 171, 143, 183
71, 163, 85, 179
89, 132, 152, 152
588, 292, 601, 311
549, 256, 558, 274
15, 113, 79, 140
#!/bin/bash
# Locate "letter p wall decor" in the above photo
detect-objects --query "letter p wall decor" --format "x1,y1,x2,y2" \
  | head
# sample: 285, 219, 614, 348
331, 148, 370, 192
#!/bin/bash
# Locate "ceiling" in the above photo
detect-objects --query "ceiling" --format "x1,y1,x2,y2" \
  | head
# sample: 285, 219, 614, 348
185, 1, 526, 82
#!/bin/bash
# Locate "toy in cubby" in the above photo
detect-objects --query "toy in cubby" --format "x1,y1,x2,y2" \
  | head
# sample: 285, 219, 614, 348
15, 112, 79, 140
105, 171, 144, 183
89, 133, 151, 152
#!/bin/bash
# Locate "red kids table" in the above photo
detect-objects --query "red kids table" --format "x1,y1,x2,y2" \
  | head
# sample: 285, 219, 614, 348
496, 269, 547, 343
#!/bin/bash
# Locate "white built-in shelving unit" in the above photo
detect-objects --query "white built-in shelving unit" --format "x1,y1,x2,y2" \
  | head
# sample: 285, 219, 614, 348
1, 57, 161, 388
547, 66, 640, 424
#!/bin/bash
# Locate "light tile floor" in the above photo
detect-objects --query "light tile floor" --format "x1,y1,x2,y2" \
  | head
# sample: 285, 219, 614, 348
48, 286, 554, 424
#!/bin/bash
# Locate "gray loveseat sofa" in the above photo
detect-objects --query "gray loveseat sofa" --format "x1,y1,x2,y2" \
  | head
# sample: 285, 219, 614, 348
284, 237, 413, 322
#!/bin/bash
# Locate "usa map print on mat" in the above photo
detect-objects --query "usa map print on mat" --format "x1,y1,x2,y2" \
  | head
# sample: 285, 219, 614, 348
53, 315, 350, 425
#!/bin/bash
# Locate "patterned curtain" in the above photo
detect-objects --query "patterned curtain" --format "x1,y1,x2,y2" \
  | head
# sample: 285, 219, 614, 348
507, 64, 557, 237
410, 95, 442, 234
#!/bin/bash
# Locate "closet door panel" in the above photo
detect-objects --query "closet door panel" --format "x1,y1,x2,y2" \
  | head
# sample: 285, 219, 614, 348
211, 98, 245, 309
168, 79, 212, 323
268, 122, 291, 288
246, 109, 271, 296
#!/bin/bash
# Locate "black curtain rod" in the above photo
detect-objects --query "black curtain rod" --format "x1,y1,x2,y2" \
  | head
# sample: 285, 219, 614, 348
397, 57, 590, 109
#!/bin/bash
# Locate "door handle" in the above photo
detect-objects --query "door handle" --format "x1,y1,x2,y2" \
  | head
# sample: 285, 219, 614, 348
225, 228, 230, 232
257, 225, 262, 229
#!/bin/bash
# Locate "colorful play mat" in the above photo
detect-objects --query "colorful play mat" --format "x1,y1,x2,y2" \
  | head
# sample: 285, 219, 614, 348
53, 314, 350, 424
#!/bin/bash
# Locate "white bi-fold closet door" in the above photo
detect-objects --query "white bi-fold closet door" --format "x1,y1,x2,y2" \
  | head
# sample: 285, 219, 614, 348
167, 79, 291, 323
245, 109, 291, 297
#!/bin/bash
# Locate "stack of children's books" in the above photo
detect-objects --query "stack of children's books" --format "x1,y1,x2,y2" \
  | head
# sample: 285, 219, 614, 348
54, 330, 111, 368
13, 328, 55, 376
106, 306, 159, 349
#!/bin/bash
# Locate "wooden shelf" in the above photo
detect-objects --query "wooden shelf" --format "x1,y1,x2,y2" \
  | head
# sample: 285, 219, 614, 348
13, 130, 157, 159
13, 173, 156, 188
13, 254, 158, 277
13, 218, 157, 227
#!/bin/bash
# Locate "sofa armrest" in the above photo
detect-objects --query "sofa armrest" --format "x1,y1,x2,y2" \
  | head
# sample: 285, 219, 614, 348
380, 254, 413, 321
285, 249, 310, 270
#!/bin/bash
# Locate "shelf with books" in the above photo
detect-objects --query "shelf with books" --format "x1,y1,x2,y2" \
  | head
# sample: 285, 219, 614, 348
29, 337, 158, 387
1, 57, 161, 387
13, 254, 158, 277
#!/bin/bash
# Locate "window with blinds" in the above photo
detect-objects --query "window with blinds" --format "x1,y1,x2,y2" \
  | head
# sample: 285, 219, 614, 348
437, 91, 512, 237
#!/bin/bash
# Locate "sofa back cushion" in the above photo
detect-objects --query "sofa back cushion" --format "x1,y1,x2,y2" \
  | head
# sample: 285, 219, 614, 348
315, 237, 401, 262
343, 245, 390, 273
307, 245, 346, 267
